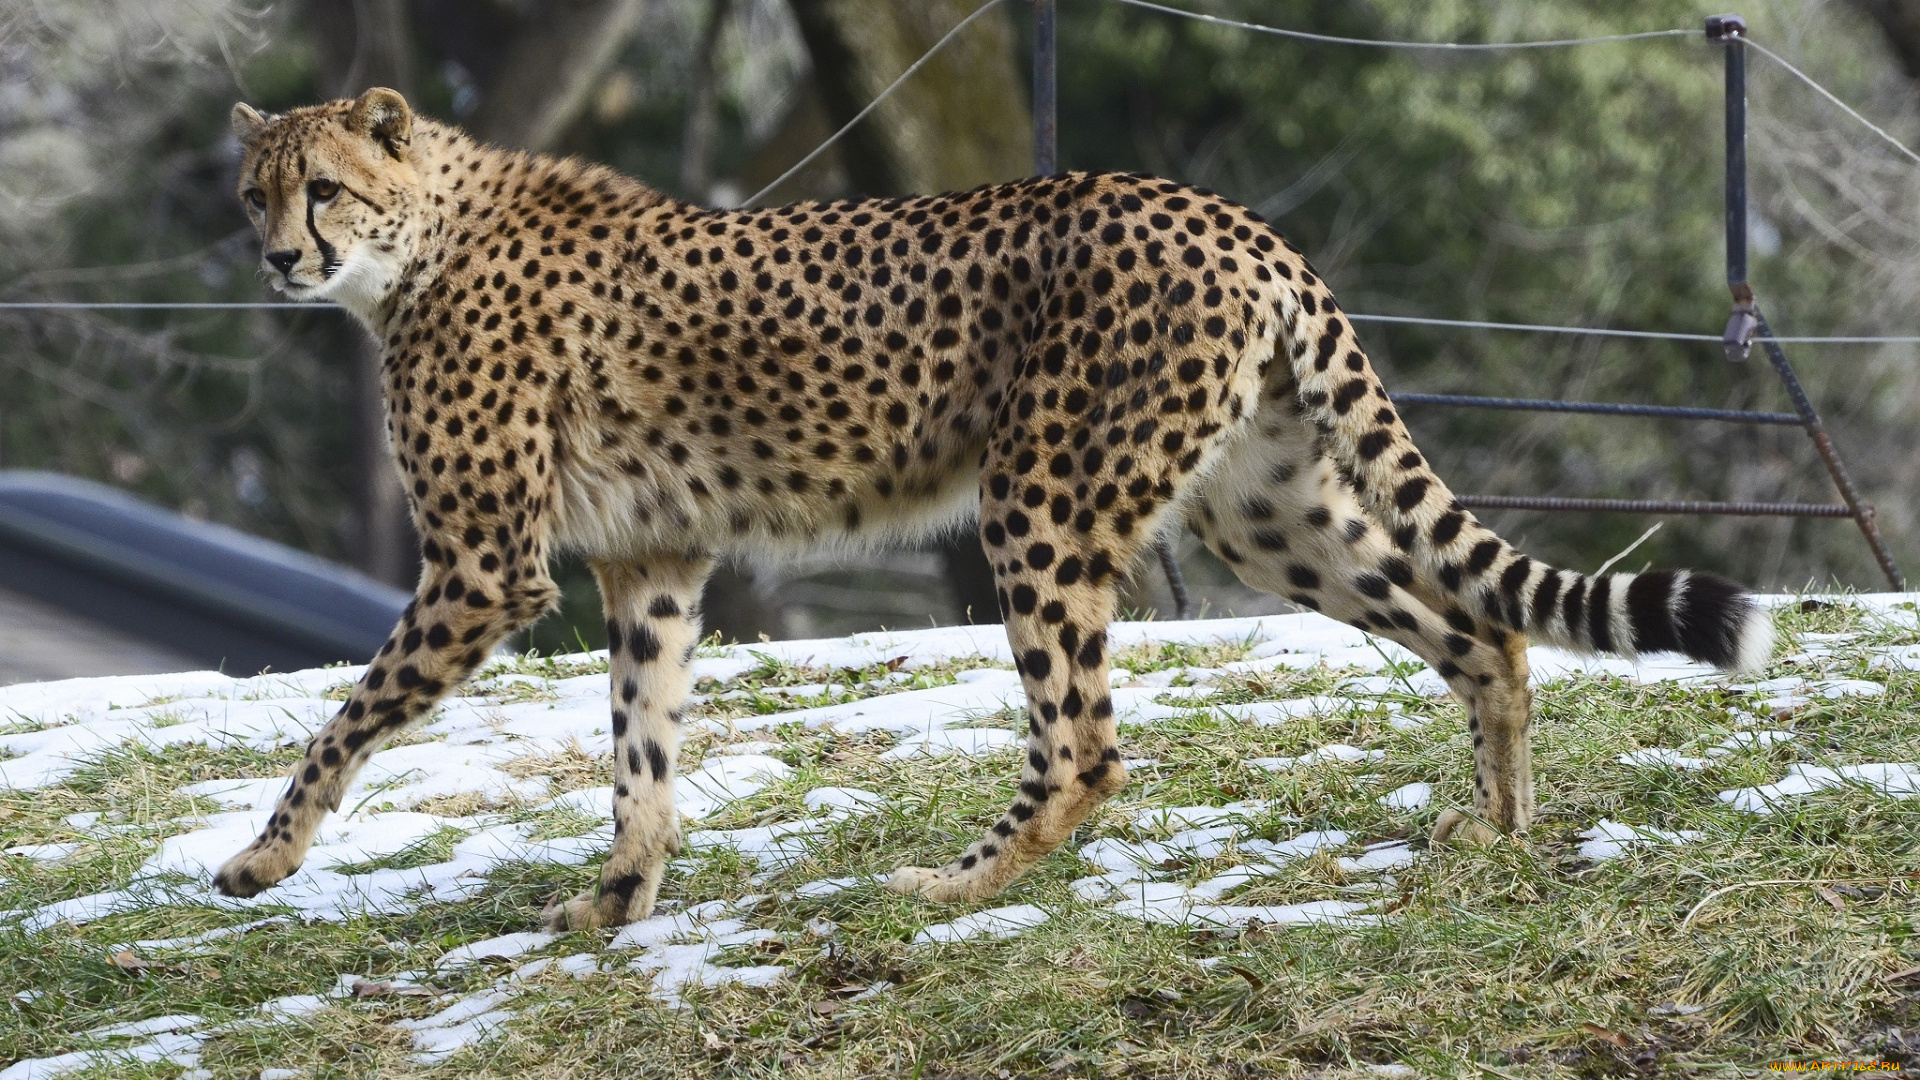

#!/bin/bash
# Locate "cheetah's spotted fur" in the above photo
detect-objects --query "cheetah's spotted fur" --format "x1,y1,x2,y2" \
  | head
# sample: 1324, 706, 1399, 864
216, 89, 1774, 927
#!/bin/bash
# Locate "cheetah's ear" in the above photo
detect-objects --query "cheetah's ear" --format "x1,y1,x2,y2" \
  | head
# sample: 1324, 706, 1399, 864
231, 102, 269, 146
348, 87, 413, 159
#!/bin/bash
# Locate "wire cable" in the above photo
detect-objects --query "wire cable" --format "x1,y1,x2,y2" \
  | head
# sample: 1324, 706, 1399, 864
0, 302, 329, 310
8, 302, 1920, 345
743, 0, 1012, 207
1102, 0, 1698, 51
1345, 312, 1920, 345
1743, 39, 1920, 168
16, 17, 1920, 350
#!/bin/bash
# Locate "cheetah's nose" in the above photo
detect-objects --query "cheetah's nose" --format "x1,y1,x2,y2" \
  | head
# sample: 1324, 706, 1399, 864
265, 249, 300, 275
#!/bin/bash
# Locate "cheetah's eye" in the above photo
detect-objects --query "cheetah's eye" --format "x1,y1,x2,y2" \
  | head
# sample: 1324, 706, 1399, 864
308, 178, 341, 202
243, 188, 266, 212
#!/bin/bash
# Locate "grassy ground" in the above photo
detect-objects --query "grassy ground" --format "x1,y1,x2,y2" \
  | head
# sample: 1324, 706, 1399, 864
2, 599, 1918, 1078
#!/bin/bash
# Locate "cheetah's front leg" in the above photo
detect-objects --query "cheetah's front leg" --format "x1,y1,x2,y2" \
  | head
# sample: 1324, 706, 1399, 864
214, 556, 558, 897
548, 554, 712, 931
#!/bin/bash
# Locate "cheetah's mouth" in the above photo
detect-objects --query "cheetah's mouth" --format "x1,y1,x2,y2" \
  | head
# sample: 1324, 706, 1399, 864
267, 274, 320, 295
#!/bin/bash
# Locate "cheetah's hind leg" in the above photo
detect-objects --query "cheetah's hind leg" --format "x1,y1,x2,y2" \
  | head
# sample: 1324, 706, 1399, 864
887, 461, 1143, 902
1429, 626, 1533, 845
1184, 417, 1536, 848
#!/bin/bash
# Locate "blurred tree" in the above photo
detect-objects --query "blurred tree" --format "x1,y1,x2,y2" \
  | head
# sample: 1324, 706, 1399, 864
465, 0, 653, 149
306, 0, 658, 588
301, 0, 419, 587
1853, 0, 1920, 77
783, 0, 1031, 194
2, 0, 1915, 656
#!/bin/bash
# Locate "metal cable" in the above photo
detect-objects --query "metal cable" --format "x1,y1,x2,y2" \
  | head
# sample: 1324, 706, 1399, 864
0, 302, 328, 310
1102, 0, 1698, 51
15, 14, 1920, 354
9, 302, 1920, 346
1345, 312, 1920, 345
1743, 39, 1920, 168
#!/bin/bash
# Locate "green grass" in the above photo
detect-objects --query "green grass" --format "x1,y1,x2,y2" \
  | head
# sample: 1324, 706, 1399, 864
1, 599, 1917, 1077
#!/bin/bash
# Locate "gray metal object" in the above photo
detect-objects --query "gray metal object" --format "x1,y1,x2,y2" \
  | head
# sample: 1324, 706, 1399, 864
1032, 0, 1057, 174
1711, 16, 1901, 587
1391, 394, 1802, 427
1454, 495, 1853, 518
0, 471, 410, 675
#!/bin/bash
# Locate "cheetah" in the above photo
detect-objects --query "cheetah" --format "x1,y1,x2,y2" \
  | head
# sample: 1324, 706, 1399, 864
216, 88, 1774, 929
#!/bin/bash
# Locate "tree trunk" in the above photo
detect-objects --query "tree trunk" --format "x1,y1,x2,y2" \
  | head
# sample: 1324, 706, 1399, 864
782, 0, 1031, 196
681, 0, 734, 201
780, 0, 1032, 625
307, 0, 417, 98
305, 0, 666, 589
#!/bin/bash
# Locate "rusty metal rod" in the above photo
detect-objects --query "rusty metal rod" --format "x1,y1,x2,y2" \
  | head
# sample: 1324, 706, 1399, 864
1749, 309, 1905, 587
1456, 495, 1856, 518
1392, 393, 1801, 426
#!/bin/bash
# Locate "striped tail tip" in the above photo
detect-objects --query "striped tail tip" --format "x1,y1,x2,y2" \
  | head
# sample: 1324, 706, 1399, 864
1648, 569, 1773, 674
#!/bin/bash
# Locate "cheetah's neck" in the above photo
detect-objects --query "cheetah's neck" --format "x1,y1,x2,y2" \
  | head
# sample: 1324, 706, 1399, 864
360, 120, 673, 340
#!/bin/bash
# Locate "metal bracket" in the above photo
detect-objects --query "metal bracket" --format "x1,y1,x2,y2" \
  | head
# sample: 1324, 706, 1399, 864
1704, 14, 1747, 41
1723, 293, 1758, 363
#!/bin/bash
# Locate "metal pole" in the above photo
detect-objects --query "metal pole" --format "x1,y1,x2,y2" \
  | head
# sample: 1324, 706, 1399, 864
1156, 540, 1193, 619
1032, 0, 1058, 174
1722, 20, 1747, 295
1708, 14, 1903, 589
1709, 14, 1757, 360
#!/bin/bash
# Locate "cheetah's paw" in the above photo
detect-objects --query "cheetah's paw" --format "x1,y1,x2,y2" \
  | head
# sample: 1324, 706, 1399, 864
212, 842, 301, 897
543, 889, 654, 932
1429, 809, 1502, 846
886, 865, 977, 903
542, 893, 600, 932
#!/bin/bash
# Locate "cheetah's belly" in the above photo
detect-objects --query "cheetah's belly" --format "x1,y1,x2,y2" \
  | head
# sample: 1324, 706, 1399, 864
547, 431, 987, 561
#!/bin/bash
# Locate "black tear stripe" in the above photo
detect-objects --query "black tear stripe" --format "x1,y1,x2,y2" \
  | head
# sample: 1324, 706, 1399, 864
306, 194, 339, 278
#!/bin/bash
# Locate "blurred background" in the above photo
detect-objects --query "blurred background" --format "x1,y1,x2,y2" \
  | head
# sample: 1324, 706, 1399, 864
2, 0, 1919, 680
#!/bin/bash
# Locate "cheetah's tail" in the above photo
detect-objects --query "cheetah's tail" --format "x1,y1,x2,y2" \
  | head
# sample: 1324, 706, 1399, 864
1274, 287, 1774, 675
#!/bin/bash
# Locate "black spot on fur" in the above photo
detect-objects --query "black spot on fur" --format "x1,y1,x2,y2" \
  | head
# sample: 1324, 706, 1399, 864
629, 623, 662, 662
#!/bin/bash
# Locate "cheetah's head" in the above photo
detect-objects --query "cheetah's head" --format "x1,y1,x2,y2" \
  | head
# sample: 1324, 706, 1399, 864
232, 88, 422, 316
